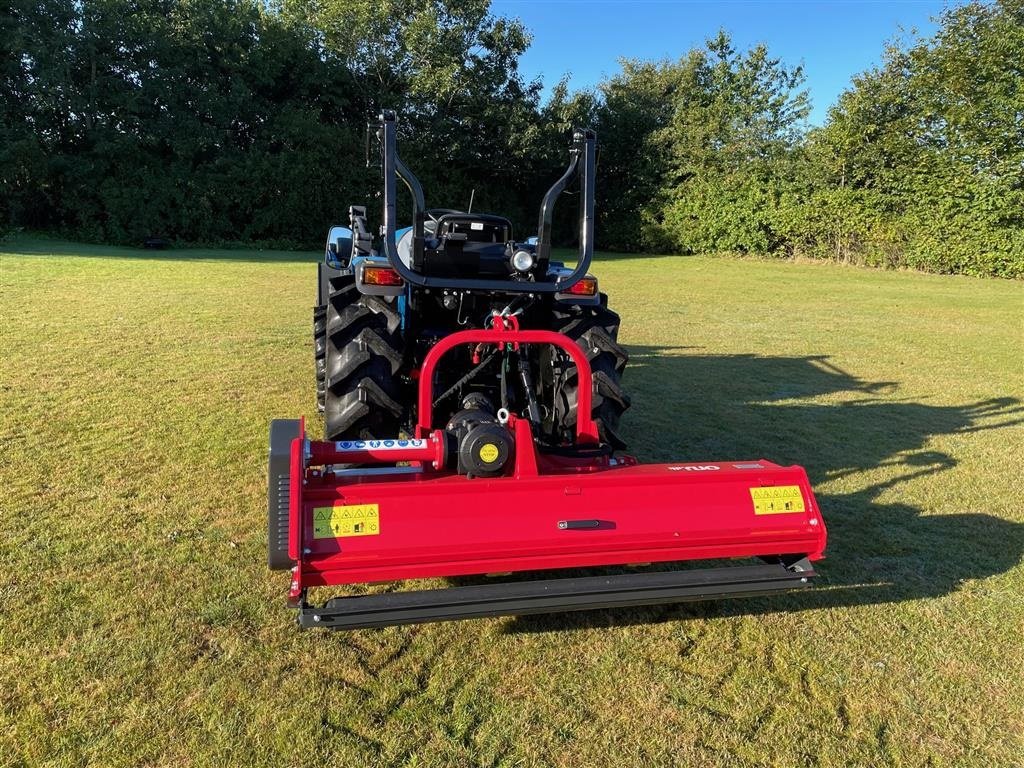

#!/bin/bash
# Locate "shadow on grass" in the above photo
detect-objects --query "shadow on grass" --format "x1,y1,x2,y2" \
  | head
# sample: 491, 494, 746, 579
1, 235, 319, 263
503, 349, 1024, 633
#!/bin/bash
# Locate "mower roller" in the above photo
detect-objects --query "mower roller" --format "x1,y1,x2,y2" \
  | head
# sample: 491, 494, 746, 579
268, 112, 827, 630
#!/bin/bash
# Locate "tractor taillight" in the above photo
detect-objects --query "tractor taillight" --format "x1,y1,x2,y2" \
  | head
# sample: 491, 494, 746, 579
563, 276, 598, 296
363, 266, 404, 286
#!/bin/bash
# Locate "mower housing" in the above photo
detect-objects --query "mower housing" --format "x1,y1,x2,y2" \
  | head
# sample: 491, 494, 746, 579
274, 112, 828, 630
270, 323, 827, 630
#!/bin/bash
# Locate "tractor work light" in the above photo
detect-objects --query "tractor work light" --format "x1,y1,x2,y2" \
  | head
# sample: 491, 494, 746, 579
563, 276, 598, 296
511, 249, 535, 273
363, 265, 404, 286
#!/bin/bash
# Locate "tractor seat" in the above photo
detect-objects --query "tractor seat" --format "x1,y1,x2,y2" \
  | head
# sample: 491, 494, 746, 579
400, 211, 515, 278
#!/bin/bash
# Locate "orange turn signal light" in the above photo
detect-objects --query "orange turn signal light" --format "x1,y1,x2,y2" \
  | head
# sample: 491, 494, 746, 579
363, 265, 404, 287
563, 276, 598, 296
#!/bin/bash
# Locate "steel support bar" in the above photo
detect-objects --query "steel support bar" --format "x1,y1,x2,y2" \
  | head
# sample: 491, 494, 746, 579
416, 327, 598, 442
378, 111, 595, 292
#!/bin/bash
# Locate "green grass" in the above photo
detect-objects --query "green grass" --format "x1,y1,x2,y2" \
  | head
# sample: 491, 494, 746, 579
2, 235, 1023, 767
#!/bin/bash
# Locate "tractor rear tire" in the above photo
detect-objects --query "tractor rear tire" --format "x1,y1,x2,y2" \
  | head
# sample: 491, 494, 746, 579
546, 297, 631, 447
322, 275, 405, 440
313, 304, 327, 412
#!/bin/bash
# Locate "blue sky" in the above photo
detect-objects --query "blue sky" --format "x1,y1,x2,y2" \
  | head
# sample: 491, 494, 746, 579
491, 0, 950, 124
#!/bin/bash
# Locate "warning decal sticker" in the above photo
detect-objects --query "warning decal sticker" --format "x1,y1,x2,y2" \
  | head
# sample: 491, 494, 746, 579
750, 486, 805, 515
313, 504, 380, 539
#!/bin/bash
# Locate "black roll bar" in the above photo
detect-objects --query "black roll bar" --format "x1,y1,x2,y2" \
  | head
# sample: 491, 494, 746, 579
377, 111, 595, 292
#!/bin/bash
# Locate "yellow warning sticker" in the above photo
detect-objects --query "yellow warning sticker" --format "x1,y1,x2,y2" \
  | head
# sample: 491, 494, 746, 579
479, 443, 499, 463
750, 486, 805, 515
313, 504, 380, 539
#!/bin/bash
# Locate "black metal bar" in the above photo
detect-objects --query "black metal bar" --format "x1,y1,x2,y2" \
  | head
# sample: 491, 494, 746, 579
535, 129, 596, 286
535, 145, 580, 267
579, 129, 596, 278
298, 560, 815, 630
267, 419, 300, 571
394, 154, 425, 267
558, 519, 602, 530
516, 351, 542, 428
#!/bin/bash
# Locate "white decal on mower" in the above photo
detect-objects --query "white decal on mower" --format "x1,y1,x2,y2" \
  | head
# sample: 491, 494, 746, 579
667, 465, 720, 471
336, 439, 425, 451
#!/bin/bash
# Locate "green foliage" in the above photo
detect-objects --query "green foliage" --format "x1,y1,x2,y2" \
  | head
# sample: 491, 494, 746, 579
589, 59, 685, 251
1, 0, 1021, 275
655, 34, 810, 254
790, 0, 1024, 277
283, 0, 547, 225
0, 0, 548, 246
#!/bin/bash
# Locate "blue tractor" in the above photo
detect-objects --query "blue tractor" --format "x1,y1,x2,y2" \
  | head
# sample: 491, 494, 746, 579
312, 112, 629, 454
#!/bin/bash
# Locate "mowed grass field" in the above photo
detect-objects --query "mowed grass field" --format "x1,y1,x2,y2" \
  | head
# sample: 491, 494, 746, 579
2, 236, 1023, 768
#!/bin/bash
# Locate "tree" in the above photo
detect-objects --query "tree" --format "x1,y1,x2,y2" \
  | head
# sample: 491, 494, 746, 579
3, 0, 1019, 276
587, 32, 809, 253
801, 0, 1024, 276
280, 0, 544, 231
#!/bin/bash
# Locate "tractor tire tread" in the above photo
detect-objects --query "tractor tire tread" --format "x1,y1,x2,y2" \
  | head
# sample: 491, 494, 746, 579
548, 301, 630, 448
313, 304, 327, 412
322, 276, 405, 440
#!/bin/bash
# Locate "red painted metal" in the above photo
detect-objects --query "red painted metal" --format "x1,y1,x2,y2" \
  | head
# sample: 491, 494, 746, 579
509, 414, 540, 478
415, 323, 599, 444
287, 416, 305, 562
282, 327, 827, 599
308, 430, 447, 469
289, 436, 826, 591
491, 311, 521, 350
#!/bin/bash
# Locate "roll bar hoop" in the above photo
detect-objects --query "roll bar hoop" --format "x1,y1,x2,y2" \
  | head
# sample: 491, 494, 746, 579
376, 111, 595, 293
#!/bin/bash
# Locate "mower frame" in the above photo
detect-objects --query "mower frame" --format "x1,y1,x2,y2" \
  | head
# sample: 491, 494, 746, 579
270, 321, 827, 630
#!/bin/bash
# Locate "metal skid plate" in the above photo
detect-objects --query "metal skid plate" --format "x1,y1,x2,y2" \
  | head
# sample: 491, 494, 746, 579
299, 559, 815, 630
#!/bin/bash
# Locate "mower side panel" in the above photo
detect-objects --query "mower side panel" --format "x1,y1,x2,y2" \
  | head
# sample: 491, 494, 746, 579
294, 460, 825, 588
267, 419, 301, 570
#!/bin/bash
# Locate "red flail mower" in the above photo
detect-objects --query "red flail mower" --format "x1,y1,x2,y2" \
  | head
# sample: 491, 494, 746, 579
267, 113, 826, 630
